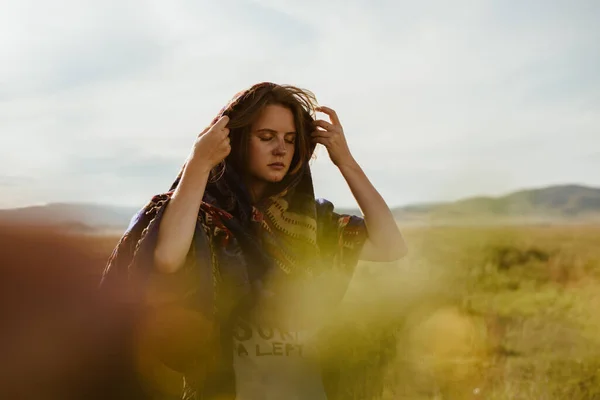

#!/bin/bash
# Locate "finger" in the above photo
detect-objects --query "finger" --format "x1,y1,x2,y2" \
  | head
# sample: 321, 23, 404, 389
220, 139, 231, 152
210, 126, 229, 139
311, 134, 332, 140
222, 145, 231, 158
311, 129, 333, 138
197, 126, 211, 137
314, 119, 337, 131
311, 137, 329, 146
213, 115, 230, 130
315, 106, 341, 126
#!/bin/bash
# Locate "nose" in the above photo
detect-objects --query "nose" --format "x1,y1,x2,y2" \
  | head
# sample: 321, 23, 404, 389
273, 139, 287, 155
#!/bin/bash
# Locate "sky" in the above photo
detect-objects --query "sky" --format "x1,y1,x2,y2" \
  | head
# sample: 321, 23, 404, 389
1, 0, 599, 209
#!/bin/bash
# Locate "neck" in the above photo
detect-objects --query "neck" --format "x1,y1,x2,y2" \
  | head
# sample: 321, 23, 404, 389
247, 179, 268, 204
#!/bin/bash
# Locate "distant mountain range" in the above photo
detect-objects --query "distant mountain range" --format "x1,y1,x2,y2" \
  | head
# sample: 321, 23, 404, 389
1, 184, 599, 232
388, 184, 600, 224
0, 203, 139, 233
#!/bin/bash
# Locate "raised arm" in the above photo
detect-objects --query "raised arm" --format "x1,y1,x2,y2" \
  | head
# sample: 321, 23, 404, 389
154, 116, 231, 273
312, 106, 407, 262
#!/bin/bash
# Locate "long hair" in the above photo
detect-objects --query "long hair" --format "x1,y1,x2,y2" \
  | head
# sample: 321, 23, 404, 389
168, 83, 319, 198
222, 82, 319, 179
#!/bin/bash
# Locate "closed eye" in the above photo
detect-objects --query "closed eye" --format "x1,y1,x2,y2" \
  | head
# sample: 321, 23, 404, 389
258, 136, 295, 144
285, 133, 296, 144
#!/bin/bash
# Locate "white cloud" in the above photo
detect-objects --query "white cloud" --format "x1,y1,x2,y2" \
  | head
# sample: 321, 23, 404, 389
1, 0, 599, 209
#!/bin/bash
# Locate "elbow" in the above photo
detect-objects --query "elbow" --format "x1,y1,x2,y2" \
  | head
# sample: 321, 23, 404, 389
362, 234, 408, 262
385, 227, 408, 261
384, 235, 408, 261
398, 242, 409, 259
389, 241, 408, 261
153, 248, 183, 274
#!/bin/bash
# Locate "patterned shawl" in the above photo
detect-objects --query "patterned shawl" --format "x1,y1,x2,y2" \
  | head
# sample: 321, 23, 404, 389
100, 82, 367, 399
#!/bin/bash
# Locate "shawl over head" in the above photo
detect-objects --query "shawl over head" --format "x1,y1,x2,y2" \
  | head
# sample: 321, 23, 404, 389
100, 82, 367, 398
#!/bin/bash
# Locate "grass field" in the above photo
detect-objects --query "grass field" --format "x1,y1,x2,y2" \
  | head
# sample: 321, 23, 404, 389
2, 223, 600, 399
328, 224, 600, 400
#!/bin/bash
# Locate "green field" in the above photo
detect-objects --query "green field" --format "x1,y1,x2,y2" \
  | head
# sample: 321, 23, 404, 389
320, 224, 600, 400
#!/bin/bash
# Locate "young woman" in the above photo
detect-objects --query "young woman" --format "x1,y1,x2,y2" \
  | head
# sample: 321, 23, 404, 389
101, 82, 407, 399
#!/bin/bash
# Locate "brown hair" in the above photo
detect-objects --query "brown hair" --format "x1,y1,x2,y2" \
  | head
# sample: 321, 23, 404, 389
220, 82, 318, 180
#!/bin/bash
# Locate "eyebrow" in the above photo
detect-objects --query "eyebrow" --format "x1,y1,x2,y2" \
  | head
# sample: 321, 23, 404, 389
255, 128, 297, 135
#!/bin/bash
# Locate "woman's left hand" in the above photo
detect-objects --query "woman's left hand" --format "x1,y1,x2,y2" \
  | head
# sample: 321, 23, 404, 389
312, 106, 355, 167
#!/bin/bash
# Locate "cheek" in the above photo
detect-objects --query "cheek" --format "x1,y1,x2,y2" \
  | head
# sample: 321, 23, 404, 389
287, 143, 296, 159
248, 141, 270, 166
247, 142, 261, 167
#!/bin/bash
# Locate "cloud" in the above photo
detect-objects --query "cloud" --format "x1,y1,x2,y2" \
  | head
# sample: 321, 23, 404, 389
0, 1, 170, 99
1, 0, 599, 209
0, 175, 37, 188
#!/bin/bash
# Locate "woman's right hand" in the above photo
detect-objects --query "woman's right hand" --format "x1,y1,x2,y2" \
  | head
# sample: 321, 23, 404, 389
155, 116, 231, 274
188, 115, 231, 173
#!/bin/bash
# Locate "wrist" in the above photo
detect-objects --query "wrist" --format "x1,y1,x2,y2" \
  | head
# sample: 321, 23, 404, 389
176, 167, 210, 200
335, 156, 359, 171
186, 154, 214, 176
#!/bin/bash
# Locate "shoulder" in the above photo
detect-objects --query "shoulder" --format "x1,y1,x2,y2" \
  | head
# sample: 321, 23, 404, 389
315, 198, 335, 214
315, 198, 362, 220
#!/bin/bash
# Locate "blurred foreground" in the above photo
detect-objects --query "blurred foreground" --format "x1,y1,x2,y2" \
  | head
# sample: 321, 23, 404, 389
0, 223, 146, 399
1, 222, 599, 399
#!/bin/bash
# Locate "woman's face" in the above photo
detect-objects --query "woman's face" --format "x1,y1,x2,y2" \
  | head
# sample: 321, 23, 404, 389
246, 104, 297, 195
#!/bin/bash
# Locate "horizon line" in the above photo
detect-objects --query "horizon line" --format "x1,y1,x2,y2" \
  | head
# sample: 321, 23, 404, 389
1, 182, 597, 211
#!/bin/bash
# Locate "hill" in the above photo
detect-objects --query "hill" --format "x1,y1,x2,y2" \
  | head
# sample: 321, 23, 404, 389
346, 184, 600, 224
0, 203, 138, 233
1, 184, 599, 230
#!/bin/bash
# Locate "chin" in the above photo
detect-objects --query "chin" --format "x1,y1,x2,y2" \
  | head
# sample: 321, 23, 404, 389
266, 175, 286, 183
262, 170, 288, 183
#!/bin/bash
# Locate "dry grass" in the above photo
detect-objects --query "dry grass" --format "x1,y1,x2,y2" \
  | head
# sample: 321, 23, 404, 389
325, 224, 600, 400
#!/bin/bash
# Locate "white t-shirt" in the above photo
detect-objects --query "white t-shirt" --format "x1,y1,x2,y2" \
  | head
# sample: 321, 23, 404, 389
232, 317, 329, 400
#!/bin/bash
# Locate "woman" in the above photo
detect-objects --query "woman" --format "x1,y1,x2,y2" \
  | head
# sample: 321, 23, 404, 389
101, 82, 407, 399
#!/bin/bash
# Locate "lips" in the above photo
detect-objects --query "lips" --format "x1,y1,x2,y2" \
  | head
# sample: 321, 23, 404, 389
268, 162, 286, 171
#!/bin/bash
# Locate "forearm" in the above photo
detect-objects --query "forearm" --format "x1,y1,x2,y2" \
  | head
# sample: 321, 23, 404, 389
337, 158, 406, 258
154, 163, 210, 273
